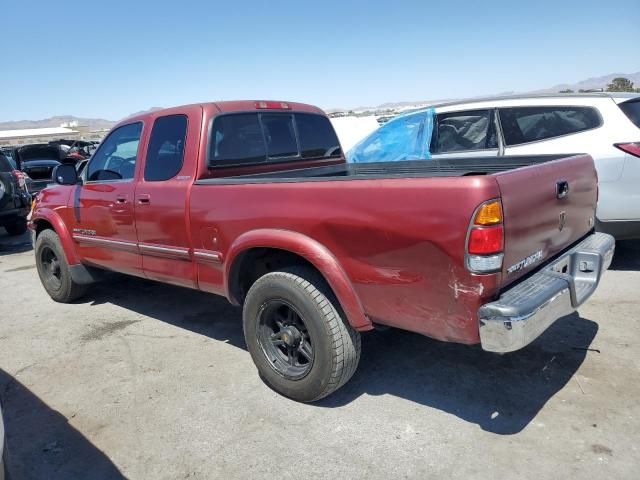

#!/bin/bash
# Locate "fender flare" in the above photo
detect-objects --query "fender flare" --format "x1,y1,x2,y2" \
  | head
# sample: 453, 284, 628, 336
224, 229, 372, 331
30, 209, 80, 265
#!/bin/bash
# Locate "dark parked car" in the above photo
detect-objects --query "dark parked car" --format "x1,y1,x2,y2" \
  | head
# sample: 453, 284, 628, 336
13, 144, 64, 194
0, 152, 30, 236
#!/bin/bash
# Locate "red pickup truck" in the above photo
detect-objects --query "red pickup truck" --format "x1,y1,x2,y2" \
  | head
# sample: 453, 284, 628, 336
30, 101, 615, 402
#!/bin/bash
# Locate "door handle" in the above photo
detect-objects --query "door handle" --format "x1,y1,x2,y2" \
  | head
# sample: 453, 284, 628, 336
116, 195, 128, 204
137, 194, 151, 205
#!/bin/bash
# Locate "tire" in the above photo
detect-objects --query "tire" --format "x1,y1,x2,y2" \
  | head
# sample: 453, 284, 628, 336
243, 266, 361, 402
4, 218, 27, 236
35, 229, 88, 302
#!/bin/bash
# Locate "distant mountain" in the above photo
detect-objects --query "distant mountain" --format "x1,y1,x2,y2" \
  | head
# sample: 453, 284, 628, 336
3, 71, 639, 127
328, 71, 640, 112
532, 72, 640, 93
0, 106, 169, 132
0, 115, 115, 131
0, 108, 166, 132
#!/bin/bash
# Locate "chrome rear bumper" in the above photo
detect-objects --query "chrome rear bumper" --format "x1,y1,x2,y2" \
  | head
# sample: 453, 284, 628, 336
478, 232, 615, 353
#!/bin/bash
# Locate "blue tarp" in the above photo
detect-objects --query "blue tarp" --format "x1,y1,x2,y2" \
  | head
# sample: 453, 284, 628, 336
347, 108, 435, 163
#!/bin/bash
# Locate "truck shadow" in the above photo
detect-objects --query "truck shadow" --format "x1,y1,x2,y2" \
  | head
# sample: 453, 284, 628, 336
82, 275, 597, 436
0, 228, 32, 256
609, 240, 640, 271
0, 369, 125, 479
319, 312, 598, 435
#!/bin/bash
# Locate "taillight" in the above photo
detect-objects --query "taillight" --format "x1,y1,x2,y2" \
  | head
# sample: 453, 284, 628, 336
12, 170, 26, 189
614, 142, 640, 158
468, 226, 504, 254
466, 199, 504, 273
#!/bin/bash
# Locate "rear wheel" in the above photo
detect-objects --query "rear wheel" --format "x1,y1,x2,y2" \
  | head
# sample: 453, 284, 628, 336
35, 229, 88, 302
243, 266, 361, 402
4, 218, 27, 236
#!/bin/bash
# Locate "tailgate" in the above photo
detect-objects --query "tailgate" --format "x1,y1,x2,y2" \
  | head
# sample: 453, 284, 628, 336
494, 154, 598, 286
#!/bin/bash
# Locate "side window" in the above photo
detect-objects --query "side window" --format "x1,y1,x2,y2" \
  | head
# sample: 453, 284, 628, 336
431, 110, 497, 154
499, 106, 602, 146
348, 110, 432, 163
210, 114, 267, 167
87, 122, 142, 181
144, 115, 188, 181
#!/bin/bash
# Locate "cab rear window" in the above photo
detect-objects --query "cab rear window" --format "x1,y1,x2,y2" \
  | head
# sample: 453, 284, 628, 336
209, 112, 341, 167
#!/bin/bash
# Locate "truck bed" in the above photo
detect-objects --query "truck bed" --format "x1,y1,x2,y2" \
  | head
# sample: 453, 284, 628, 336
195, 154, 576, 184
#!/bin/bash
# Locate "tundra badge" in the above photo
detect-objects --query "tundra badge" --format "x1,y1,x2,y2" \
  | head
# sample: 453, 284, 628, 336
507, 250, 544, 275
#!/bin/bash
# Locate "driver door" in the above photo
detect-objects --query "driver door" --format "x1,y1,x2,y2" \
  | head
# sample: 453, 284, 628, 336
69, 122, 145, 276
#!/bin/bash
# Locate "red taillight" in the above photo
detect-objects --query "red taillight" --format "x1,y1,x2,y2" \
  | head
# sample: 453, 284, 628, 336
468, 225, 504, 255
255, 101, 291, 110
12, 170, 26, 189
614, 142, 640, 158
466, 199, 505, 273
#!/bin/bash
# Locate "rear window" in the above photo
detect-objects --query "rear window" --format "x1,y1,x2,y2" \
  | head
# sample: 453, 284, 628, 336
619, 98, 640, 129
499, 106, 602, 146
209, 112, 341, 167
296, 113, 341, 158
261, 114, 298, 158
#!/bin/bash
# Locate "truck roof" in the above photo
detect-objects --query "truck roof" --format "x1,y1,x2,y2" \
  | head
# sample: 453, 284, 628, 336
428, 92, 640, 110
119, 101, 325, 126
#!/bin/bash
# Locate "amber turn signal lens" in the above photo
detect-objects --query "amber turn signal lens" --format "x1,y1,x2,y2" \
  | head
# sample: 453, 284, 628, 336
475, 201, 502, 225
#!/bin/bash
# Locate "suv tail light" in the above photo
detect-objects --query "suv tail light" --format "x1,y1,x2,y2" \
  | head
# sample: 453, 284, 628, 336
614, 142, 640, 158
466, 200, 504, 273
12, 170, 27, 189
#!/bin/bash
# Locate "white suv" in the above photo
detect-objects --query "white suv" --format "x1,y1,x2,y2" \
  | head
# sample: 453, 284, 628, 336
348, 93, 640, 239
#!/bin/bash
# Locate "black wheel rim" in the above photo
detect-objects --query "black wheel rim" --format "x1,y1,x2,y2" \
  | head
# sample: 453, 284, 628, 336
40, 246, 62, 290
257, 299, 314, 380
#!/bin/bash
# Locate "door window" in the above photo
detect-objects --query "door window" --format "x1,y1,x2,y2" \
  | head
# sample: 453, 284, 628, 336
430, 110, 497, 154
87, 122, 143, 181
144, 115, 188, 181
498, 106, 602, 146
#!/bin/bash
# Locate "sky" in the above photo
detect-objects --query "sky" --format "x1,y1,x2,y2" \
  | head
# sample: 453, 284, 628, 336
1, 0, 638, 122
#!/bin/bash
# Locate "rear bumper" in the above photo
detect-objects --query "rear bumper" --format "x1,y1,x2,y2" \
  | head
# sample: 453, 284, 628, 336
478, 232, 615, 353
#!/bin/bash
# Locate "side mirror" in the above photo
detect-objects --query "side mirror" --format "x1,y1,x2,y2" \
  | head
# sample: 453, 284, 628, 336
53, 164, 80, 185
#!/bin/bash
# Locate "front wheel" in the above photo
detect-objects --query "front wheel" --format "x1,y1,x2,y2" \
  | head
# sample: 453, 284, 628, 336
243, 266, 361, 402
35, 229, 88, 302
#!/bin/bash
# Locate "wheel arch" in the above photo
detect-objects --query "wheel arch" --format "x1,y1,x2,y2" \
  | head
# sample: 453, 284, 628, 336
31, 209, 79, 265
225, 229, 372, 331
